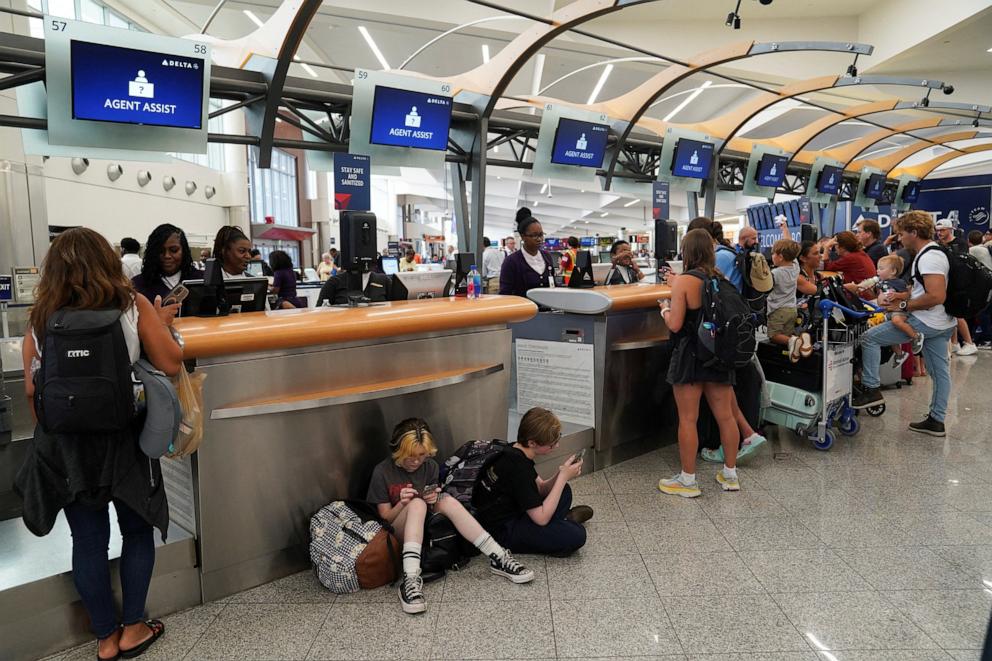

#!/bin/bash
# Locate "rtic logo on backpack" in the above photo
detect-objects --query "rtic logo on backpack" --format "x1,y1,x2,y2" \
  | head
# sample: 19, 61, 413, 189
65, 349, 91, 358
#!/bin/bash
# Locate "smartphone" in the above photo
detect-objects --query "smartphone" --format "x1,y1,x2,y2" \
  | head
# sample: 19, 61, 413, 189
421, 483, 439, 498
163, 284, 189, 307
571, 449, 586, 463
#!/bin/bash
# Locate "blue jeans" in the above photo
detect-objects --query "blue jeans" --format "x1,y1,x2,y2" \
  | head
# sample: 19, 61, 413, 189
862, 315, 955, 422
494, 484, 587, 556
63, 499, 155, 639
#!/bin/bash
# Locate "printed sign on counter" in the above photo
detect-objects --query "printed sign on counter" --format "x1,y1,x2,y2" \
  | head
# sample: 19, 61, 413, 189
333, 153, 371, 211
515, 339, 595, 428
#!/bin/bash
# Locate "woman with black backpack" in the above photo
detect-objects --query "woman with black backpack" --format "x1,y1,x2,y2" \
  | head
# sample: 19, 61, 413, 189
15, 228, 183, 660
657, 228, 741, 498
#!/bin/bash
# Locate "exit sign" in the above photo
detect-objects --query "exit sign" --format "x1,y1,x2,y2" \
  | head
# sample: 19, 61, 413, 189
0, 275, 12, 302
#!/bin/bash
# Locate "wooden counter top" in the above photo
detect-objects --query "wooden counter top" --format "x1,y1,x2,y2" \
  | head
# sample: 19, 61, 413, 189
596, 282, 672, 311
173, 295, 538, 359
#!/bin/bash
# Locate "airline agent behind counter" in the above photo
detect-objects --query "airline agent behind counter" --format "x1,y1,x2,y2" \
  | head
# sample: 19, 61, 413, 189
316, 269, 392, 306
498, 215, 557, 297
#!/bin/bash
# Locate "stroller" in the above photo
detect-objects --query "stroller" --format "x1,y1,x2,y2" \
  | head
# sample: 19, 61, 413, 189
759, 276, 879, 450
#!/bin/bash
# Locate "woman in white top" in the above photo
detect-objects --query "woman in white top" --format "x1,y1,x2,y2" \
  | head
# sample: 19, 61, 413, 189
17, 228, 182, 660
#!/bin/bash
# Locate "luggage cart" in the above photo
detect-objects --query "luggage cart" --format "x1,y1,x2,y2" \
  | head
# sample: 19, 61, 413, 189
762, 299, 876, 450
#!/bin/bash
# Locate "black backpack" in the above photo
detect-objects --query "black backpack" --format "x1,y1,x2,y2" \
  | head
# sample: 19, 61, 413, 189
420, 512, 474, 580
687, 271, 757, 371
34, 309, 135, 434
718, 245, 770, 320
440, 439, 511, 510
913, 244, 992, 319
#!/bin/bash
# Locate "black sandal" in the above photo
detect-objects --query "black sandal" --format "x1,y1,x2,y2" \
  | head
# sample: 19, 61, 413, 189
97, 625, 122, 661
119, 620, 165, 659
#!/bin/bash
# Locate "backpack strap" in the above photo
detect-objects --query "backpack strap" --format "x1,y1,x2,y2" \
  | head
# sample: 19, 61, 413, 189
912, 244, 940, 287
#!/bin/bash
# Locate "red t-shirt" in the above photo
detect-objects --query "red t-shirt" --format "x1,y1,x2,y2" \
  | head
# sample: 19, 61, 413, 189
825, 250, 876, 284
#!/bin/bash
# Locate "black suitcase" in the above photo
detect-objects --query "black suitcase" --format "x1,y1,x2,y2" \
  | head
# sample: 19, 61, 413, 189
756, 340, 821, 393
697, 359, 764, 450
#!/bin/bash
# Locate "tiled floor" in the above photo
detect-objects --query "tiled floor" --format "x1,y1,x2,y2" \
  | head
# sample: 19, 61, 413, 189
48, 354, 992, 660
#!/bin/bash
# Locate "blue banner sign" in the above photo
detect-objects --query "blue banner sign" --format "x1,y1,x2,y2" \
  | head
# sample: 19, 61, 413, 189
369, 86, 452, 151
70, 40, 205, 129
0, 275, 11, 302
550, 118, 609, 168
333, 153, 371, 211
671, 138, 714, 179
652, 180, 670, 220
916, 177, 991, 233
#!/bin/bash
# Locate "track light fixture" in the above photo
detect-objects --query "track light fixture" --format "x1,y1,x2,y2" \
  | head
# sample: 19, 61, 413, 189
919, 89, 932, 108
975, 112, 983, 128
845, 53, 859, 78
725, 0, 742, 29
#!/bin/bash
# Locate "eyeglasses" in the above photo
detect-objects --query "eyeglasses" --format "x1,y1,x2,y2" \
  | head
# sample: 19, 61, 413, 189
523, 232, 545, 239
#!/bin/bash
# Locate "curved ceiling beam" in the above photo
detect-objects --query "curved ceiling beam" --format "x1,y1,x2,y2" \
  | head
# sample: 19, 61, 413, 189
538, 56, 663, 96
850, 130, 992, 173
444, 0, 659, 115
891, 143, 992, 179
183, 0, 307, 68
798, 118, 944, 168
398, 15, 529, 70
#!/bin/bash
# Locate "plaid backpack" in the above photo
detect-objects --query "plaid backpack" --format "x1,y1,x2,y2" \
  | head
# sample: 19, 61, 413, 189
440, 439, 511, 509
309, 500, 400, 594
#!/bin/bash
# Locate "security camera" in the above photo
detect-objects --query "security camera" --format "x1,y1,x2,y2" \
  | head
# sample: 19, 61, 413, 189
757, 0, 773, 4
942, 84, 954, 95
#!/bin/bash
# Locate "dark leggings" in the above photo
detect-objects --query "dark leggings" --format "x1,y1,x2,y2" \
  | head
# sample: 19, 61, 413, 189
494, 484, 587, 556
63, 499, 155, 639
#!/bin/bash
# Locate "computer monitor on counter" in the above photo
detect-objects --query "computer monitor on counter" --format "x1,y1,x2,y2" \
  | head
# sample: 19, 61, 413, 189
390, 270, 453, 300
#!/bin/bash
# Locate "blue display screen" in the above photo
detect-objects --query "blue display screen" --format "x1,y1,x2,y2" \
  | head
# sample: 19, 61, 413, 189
671, 138, 714, 179
70, 40, 204, 129
865, 173, 886, 198
755, 153, 788, 188
369, 86, 453, 151
817, 165, 842, 194
580, 237, 597, 247
902, 180, 920, 203
550, 118, 609, 168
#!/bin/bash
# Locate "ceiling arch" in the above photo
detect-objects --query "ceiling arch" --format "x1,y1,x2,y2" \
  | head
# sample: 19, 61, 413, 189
892, 143, 992, 179
850, 130, 992, 173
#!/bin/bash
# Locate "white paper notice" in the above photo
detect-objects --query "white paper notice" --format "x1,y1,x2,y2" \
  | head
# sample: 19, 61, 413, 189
516, 339, 595, 428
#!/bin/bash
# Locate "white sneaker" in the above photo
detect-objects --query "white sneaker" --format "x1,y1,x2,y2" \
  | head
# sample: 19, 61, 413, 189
958, 342, 978, 356
951, 342, 960, 354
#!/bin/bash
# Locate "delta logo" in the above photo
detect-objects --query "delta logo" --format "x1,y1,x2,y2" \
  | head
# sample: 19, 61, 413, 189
969, 206, 989, 226
161, 59, 199, 70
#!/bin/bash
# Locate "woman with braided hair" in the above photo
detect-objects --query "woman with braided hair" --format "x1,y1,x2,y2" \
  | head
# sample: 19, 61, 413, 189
212, 225, 253, 279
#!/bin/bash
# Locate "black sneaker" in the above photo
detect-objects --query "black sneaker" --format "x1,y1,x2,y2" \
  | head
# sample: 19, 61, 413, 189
398, 573, 426, 614
851, 387, 884, 409
490, 552, 535, 584
908, 416, 946, 437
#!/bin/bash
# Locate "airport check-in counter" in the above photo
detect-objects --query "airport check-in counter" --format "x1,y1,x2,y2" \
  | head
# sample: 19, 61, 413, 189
512, 283, 677, 471
172, 295, 536, 602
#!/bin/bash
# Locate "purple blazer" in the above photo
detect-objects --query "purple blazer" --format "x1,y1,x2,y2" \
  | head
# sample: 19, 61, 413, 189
498, 250, 555, 297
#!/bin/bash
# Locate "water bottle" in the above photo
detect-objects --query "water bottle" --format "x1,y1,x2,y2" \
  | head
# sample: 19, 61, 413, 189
471, 265, 482, 299
467, 266, 477, 299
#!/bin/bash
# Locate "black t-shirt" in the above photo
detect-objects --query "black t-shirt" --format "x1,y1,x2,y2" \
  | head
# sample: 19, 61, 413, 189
864, 240, 888, 266
472, 447, 542, 529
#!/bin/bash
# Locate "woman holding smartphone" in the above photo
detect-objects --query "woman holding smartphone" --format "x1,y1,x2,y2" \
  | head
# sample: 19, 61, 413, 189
131, 224, 203, 313
658, 228, 740, 498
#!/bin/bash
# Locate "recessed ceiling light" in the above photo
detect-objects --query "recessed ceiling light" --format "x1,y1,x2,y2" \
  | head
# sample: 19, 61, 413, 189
988, 47, 992, 52
243, 9, 264, 28
600, 212, 609, 217
482, 44, 490, 64
580, 189, 586, 193
624, 199, 638, 207
587, 64, 614, 105
540, 182, 548, 194
533, 201, 539, 207
358, 26, 391, 71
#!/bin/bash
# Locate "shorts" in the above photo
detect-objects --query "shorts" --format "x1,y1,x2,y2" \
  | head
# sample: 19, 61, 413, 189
766, 306, 799, 338
889, 311, 909, 323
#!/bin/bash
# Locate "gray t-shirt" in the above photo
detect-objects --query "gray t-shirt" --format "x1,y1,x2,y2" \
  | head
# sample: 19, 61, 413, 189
767, 261, 800, 313
366, 458, 439, 507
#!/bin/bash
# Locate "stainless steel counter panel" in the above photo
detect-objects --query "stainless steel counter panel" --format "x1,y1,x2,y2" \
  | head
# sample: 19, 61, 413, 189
510, 308, 675, 467
193, 327, 512, 602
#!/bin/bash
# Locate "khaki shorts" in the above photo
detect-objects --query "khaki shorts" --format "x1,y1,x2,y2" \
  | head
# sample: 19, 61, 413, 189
767, 306, 799, 337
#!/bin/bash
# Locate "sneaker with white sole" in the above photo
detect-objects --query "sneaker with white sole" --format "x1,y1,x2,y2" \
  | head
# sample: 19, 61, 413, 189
736, 433, 767, 461
788, 335, 802, 363
490, 553, 535, 584
700, 447, 724, 463
398, 573, 426, 614
716, 471, 741, 492
908, 415, 946, 437
958, 342, 978, 356
911, 334, 925, 355
659, 474, 701, 498
951, 342, 960, 353
893, 352, 909, 368
798, 331, 814, 358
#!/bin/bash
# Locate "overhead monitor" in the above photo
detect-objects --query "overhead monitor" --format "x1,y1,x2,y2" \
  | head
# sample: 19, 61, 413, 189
902, 180, 921, 203
550, 118, 610, 168
671, 138, 714, 179
865, 173, 887, 199
580, 237, 597, 247
390, 270, 453, 300
816, 165, 843, 195
755, 153, 788, 188
369, 86, 453, 151
70, 40, 205, 129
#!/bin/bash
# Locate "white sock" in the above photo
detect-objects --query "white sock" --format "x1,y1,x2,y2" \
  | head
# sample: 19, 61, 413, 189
402, 542, 422, 577
723, 465, 738, 479
473, 532, 505, 559
679, 471, 696, 485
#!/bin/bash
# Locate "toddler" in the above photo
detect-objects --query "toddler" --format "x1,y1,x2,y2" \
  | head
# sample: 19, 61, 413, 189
767, 238, 813, 363
367, 419, 534, 614
848, 254, 922, 359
